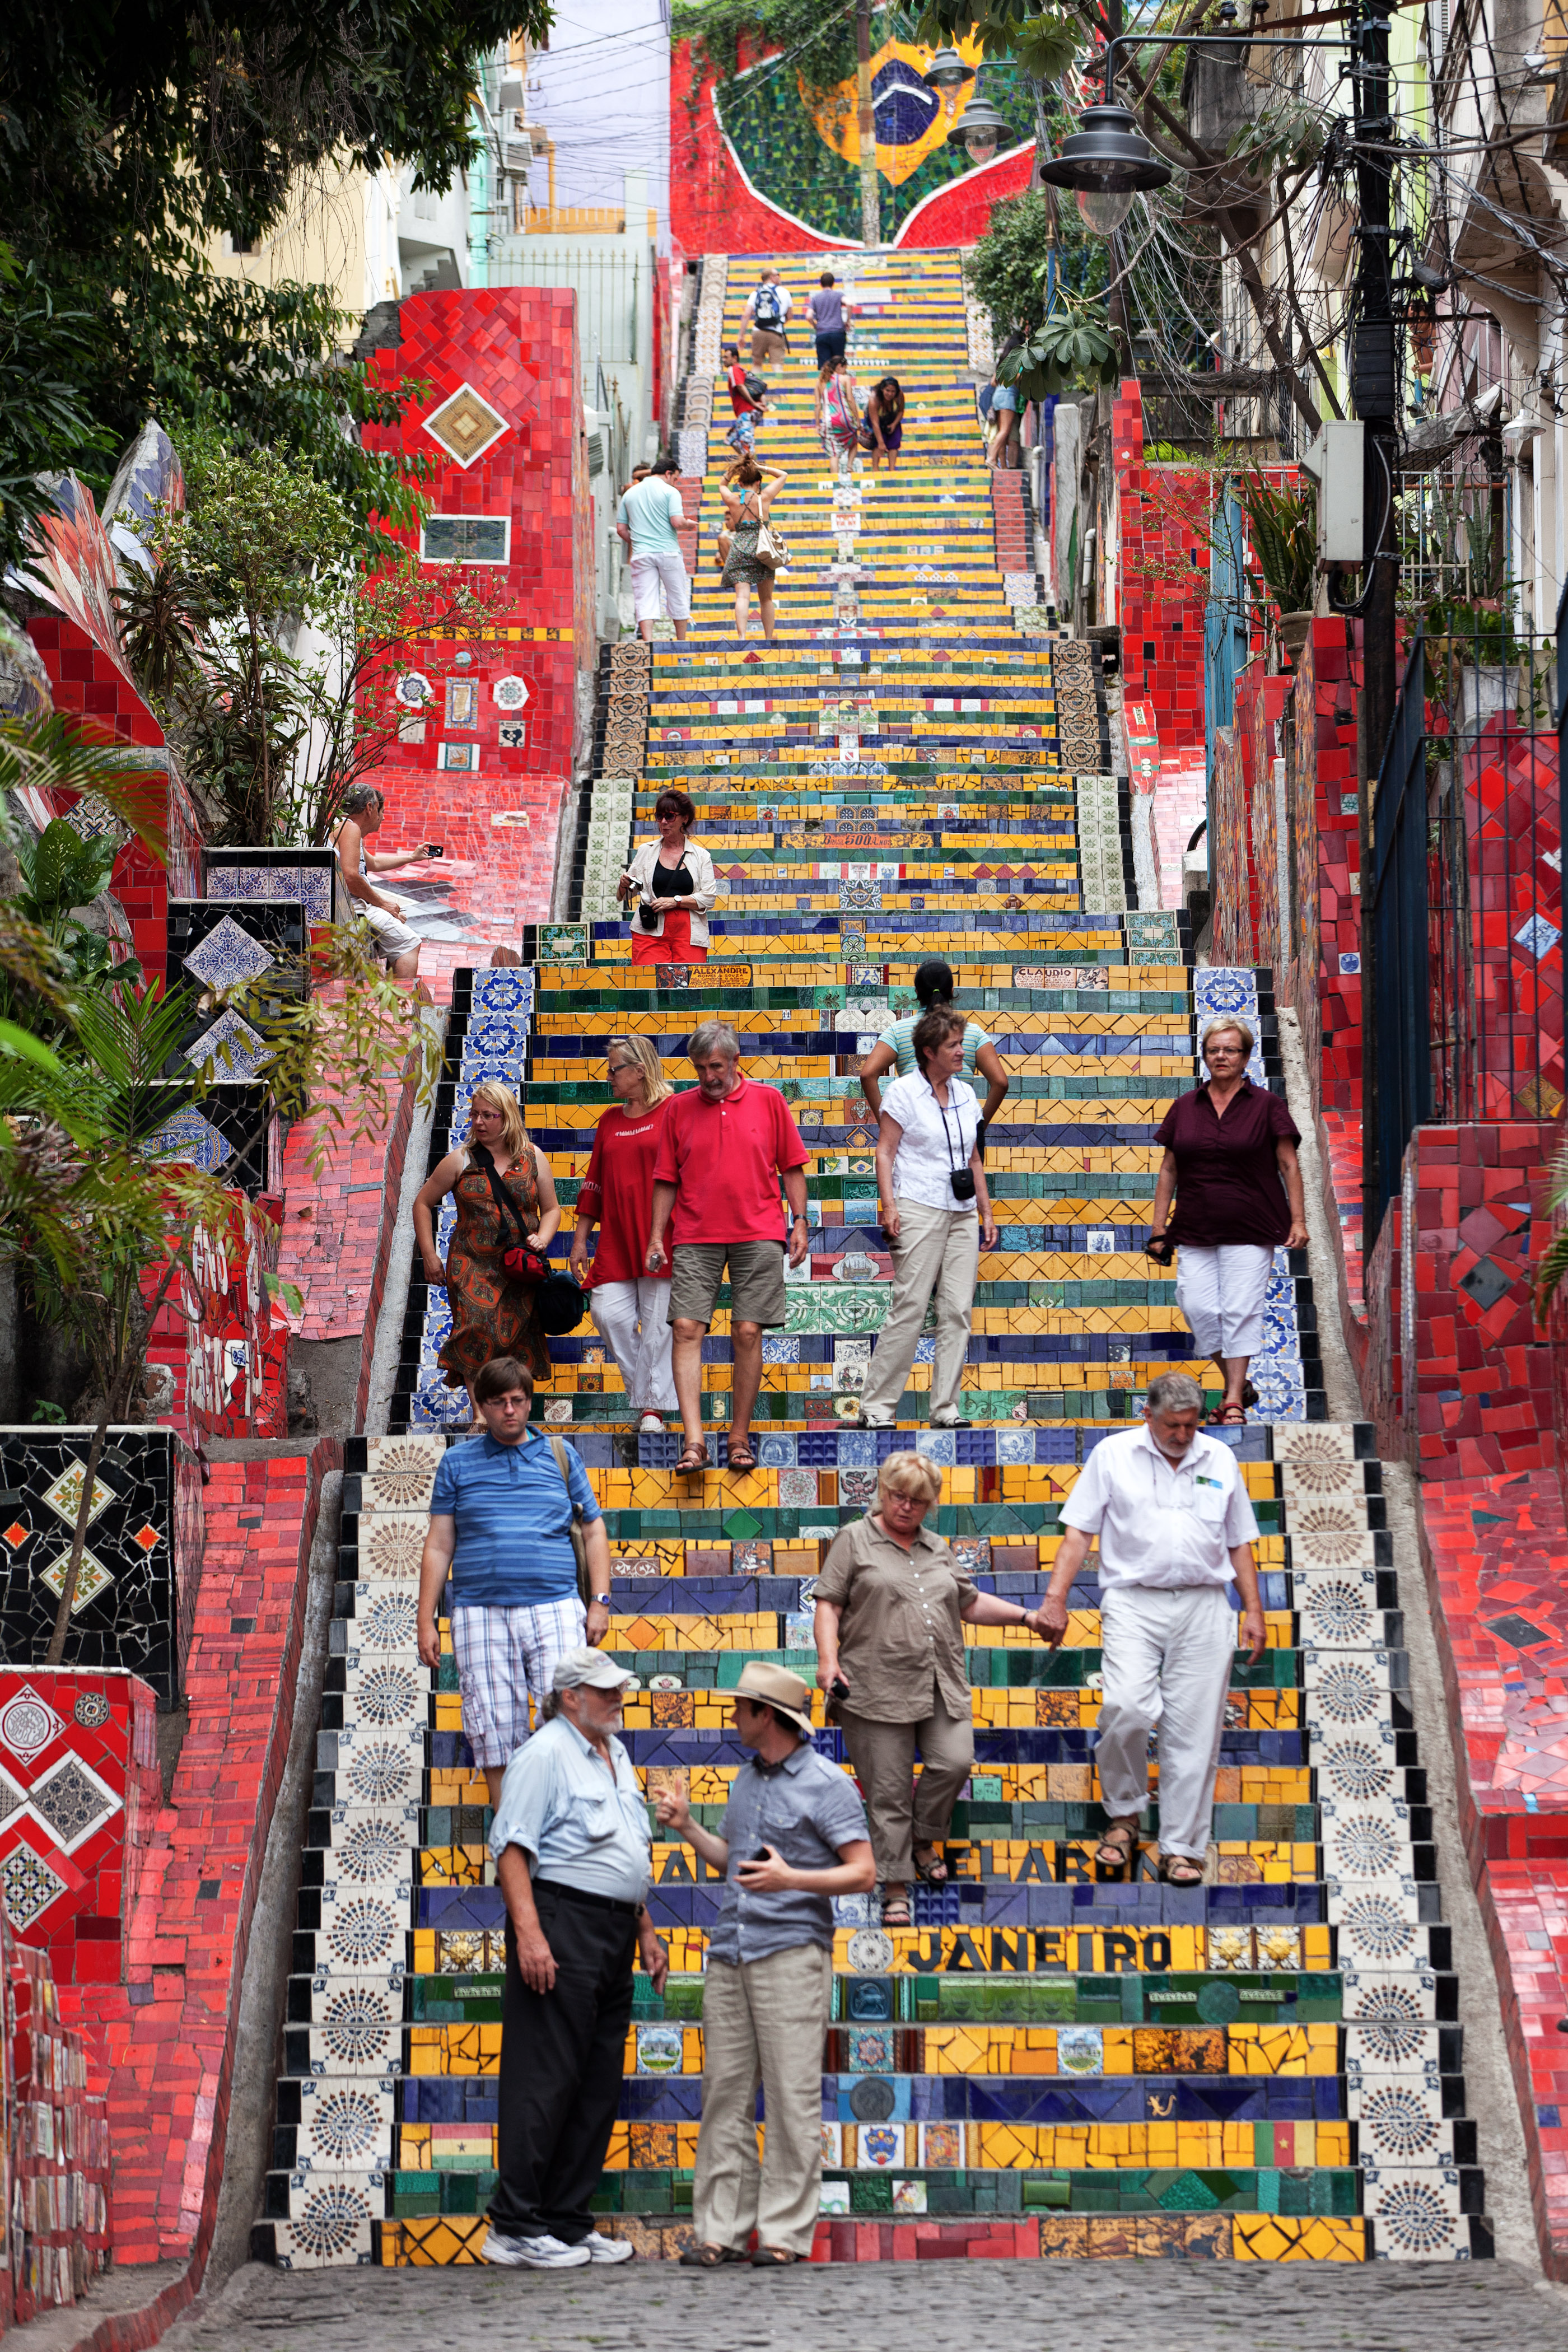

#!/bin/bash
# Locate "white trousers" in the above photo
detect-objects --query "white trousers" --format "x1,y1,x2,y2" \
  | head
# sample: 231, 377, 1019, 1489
629, 548, 691, 621
858, 1198, 978, 1423
1094, 1584, 1236, 1860
1175, 1242, 1274, 1357
590, 1277, 676, 1412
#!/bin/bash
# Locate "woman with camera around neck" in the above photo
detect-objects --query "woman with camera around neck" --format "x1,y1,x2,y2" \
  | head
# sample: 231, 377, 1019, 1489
854, 1007, 996, 1431
615, 790, 718, 967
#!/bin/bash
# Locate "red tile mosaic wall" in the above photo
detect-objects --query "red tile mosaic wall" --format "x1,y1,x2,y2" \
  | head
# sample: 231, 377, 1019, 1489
1109, 381, 1214, 754
7, 1934, 111, 2321
1444, 714, 1562, 1123
60, 1448, 339, 2270
0, 1671, 161, 1990
363, 288, 594, 787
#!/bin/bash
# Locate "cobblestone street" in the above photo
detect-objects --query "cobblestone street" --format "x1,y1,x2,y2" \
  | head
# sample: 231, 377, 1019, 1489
163, 2257, 1568, 2352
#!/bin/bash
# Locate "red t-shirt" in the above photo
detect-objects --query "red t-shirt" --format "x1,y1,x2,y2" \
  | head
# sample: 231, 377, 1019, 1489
577, 1100, 670, 1286
652, 1074, 810, 1247
1153, 1077, 1300, 1247
727, 364, 761, 417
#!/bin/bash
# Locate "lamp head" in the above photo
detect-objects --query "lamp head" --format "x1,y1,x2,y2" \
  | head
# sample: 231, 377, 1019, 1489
922, 45, 972, 91
1037, 102, 1172, 234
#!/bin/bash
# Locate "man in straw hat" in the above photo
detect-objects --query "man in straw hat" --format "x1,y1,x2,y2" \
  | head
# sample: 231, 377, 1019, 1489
483, 1648, 668, 2270
656, 1661, 874, 2267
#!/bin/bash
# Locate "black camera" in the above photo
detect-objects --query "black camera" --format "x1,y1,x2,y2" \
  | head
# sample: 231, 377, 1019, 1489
950, 1167, 977, 1202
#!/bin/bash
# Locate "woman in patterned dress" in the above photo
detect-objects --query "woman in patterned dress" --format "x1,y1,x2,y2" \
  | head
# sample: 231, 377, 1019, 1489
413, 1081, 561, 1416
719, 455, 787, 643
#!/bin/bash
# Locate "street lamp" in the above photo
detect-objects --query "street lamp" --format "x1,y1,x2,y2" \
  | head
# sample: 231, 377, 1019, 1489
922, 46, 973, 96
1036, 101, 1172, 234
949, 74, 1016, 164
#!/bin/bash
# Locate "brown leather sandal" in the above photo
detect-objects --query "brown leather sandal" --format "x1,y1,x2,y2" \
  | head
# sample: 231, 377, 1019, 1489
675, 1443, 710, 1474
1095, 1819, 1138, 1873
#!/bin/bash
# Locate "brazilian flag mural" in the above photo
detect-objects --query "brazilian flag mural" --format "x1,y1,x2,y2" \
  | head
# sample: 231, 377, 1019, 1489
714, 13, 1037, 243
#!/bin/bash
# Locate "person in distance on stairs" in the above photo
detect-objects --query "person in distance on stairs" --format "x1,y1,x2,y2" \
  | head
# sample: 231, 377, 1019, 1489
656, 1661, 873, 2266
742, 267, 792, 365
482, 1648, 668, 2269
1040, 1370, 1267, 1888
855, 1008, 996, 1432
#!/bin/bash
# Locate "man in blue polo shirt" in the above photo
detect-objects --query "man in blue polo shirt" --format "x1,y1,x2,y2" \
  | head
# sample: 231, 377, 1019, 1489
417, 1356, 612, 1805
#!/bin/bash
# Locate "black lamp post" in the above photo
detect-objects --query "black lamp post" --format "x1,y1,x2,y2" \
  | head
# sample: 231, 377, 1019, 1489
946, 76, 1017, 165
1037, 100, 1172, 233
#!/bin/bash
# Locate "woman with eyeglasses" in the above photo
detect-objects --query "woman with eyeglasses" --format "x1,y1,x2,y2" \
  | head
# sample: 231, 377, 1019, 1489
1149, 1017, 1307, 1425
568, 1036, 678, 1434
616, 789, 719, 966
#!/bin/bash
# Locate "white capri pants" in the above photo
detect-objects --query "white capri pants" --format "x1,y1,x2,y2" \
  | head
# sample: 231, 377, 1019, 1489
629, 549, 691, 622
1095, 1583, 1236, 1860
590, 1276, 676, 1414
1175, 1242, 1274, 1357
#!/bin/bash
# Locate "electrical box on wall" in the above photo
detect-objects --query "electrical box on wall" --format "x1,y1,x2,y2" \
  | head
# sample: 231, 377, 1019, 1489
1300, 421, 1365, 563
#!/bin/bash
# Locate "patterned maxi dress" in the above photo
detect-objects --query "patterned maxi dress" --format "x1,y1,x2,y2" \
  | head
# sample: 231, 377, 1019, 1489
436, 1152, 552, 1390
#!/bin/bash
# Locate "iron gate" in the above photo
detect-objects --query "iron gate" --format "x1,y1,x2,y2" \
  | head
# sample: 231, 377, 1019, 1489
1364, 628, 1431, 1252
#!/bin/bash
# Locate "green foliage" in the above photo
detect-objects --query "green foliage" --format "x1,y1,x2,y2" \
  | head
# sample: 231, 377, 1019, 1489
1537, 1143, 1568, 1320
1227, 99, 1326, 176
1233, 472, 1317, 613
1000, 308, 1120, 395
967, 188, 1107, 346
0, 242, 115, 572
916, 0, 1101, 57
673, 0, 858, 104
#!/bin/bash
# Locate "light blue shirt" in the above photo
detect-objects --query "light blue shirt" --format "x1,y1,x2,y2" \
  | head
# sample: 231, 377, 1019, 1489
489, 1712, 652, 1905
616, 479, 685, 558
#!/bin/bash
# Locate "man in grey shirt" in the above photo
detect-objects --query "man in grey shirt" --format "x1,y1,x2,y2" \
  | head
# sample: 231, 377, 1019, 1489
483, 1649, 668, 2270
656, 1660, 873, 2266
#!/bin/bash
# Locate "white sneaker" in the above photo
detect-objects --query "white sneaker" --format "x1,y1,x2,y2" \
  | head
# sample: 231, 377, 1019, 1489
482, 2229, 591, 2269
583, 2230, 636, 2264
638, 1413, 665, 1434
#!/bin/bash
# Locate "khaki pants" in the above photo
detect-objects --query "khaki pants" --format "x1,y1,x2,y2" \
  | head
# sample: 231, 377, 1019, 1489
692, 1943, 832, 2256
858, 1197, 978, 1422
840, 1690, 975, 1883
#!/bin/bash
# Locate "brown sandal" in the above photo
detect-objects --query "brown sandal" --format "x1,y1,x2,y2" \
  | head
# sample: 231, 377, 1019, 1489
750, 2247, 803, 2266
675, 1443, 710, 1474
726, 1436, 759, 1473
1095, 1819, 1138, 1873
913, 1845, 949, 1884
1159, 1853, 1205, 1886
679, 2242, 747, 2267
880, 1891, 912, 1928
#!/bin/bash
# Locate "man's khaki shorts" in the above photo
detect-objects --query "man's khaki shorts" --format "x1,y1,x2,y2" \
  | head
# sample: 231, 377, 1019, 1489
667, 1240, 787, 1328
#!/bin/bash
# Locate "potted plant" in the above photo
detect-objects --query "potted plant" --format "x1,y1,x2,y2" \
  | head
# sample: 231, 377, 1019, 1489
1233, 472, 1318, 661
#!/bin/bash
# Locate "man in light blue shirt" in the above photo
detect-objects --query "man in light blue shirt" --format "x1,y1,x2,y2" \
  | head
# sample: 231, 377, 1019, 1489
484, 1648, 667, 2271
615, 454, 690, 643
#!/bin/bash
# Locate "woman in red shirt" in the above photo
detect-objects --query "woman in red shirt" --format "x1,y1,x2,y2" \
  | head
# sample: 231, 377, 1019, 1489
567, 1035, 676, 1433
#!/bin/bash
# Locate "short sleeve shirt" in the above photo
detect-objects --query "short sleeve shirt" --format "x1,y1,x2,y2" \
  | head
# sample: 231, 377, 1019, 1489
1058, 1425, 1259, 1589
651, 1073, 809, 1247
489, 1715, 652, 1905
880, 1072, 979, 1216
578, 1100, 670, 1287
814, 1515, 977, 1723
808, 287, 846, 334
428, 1429, 602, 1608
880, 1014, 990, 1079
1153, 1077, 1300, 1247
707, 1741, 869, 1964
617, 479, 685, 558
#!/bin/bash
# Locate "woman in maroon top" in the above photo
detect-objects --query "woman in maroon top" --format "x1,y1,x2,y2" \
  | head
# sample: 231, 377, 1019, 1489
1150, 1019, 1308, 1424
567, 1037, 676, 1434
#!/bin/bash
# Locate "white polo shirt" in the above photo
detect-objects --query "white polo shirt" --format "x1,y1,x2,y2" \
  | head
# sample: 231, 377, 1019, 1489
1059, 1424, 1259, 1589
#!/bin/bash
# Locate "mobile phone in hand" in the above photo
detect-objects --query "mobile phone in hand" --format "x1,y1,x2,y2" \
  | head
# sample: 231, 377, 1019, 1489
425, 843, 445, 857
749, 1847, 771, 1863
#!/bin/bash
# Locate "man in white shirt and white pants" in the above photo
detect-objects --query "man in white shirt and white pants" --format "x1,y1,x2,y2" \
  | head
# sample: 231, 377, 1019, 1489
1041, 1371, 1266, 1886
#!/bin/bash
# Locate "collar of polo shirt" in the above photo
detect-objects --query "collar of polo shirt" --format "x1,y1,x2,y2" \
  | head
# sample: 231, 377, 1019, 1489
1134, 1421, 1208, 1473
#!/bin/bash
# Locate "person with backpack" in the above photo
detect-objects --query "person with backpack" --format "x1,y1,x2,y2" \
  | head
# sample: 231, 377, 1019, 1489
742, 269, 792, 363
722, 342, 768, 457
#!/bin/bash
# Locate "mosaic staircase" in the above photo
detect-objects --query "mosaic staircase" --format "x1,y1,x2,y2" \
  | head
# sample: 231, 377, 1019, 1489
250, 247, 1492, 2269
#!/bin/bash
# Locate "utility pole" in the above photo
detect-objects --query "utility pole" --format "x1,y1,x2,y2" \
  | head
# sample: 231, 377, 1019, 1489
1352, 2, 1399, 1233
857, 0, 881, 248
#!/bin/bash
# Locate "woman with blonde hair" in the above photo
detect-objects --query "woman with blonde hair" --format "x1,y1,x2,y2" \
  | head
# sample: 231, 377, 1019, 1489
413, 1080, 561, 1416
569, 1037, 679, 1432
814, 1452, 1048, 1926
719, 454, 787, 642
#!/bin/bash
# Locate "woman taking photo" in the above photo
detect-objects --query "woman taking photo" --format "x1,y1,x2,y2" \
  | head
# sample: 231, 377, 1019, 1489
859, 376, 905, 471
616, 789, 718, 967
815, 352, 862, 473
568, 1035, 677, 1435
718, 456, 787, 643
860, 956, 1009, 1141
413, 1082, 561, 1417
856, 1007, 996, 1431
814, 1453, 1047, 1926
1149, 1016, 1307, 1424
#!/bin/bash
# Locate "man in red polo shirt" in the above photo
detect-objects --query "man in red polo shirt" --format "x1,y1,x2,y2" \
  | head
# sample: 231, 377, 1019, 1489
646, 1019, 810, 1477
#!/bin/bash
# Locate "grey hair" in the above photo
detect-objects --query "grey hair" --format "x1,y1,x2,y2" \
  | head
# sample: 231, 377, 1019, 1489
1145, 1371, 1205, 1417
1201, 1016, 1256, 1058
688, 1019, 740, 1062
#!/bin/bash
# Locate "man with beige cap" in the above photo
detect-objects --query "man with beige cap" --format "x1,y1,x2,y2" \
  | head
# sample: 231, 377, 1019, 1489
656, 1660, 874, 2267
484, 1648, 668, 2271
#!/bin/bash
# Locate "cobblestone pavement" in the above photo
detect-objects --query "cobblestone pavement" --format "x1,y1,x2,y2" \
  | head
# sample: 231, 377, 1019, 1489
162, 2257, 1568, 2352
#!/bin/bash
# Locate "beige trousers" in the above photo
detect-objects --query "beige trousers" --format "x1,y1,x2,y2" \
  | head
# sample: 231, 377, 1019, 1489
840, 1689, 975, 1883
858, 1196, 978, 1422
692, 1942, 832, 2256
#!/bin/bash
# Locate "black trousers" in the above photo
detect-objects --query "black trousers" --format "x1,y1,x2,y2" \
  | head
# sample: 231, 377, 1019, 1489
489, 1881, 636, 2243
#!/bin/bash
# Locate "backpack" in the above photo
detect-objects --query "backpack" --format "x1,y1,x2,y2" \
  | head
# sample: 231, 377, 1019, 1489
753, 283, 783, 326
742, 370, 769, 403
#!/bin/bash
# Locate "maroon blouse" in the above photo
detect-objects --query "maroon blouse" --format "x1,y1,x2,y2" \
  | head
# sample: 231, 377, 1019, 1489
1154, 1077, 1300, 1247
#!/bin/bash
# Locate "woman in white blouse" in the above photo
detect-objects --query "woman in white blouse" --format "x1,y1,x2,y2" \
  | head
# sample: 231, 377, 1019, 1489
855, 1007, 996, 1429
615, 789, 720, 966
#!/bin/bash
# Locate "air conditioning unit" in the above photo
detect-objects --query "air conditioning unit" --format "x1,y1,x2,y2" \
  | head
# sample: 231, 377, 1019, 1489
498, 73, 525, 109
503, 138, 532, 174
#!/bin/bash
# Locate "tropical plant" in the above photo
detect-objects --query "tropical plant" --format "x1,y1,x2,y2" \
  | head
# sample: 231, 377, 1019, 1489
998, 305, 1121, 398
1233, 472, 1318, 614
1536, 1147, 1568, 1322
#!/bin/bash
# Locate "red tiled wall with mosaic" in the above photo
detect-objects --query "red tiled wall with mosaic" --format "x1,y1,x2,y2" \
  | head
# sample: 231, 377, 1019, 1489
1110, 383, 1210, 752
363, 287, 594, 787
0, 1672, 161, 1990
